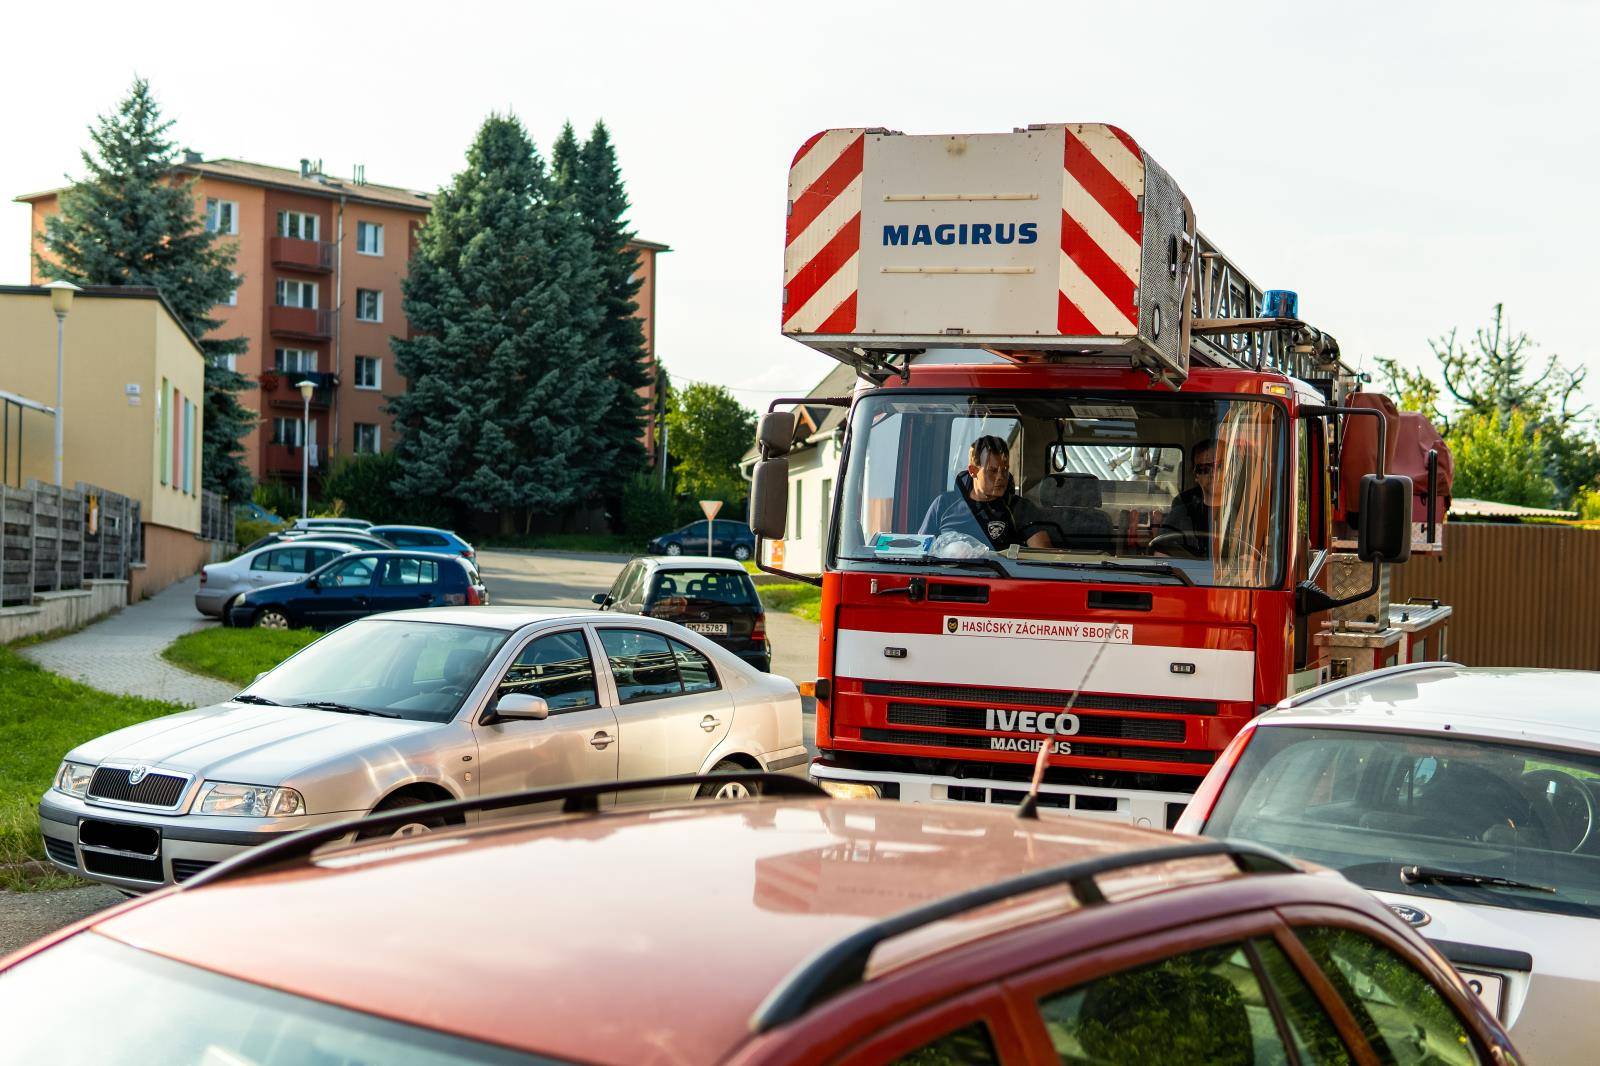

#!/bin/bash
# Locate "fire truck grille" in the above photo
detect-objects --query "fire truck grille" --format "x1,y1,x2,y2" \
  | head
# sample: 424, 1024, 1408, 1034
886, 703, 1186, 742
860, 728, 1215, 765
862, 681, 1219, 716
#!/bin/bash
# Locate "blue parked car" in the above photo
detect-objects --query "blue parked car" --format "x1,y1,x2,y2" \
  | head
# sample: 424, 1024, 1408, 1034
647, 520, 755, 561
226, 551, 487, 630
367, 525, 476, 564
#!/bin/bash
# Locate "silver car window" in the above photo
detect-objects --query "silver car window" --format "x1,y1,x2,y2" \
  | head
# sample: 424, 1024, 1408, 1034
497, 630, 599, 713
597, 629, 683, 705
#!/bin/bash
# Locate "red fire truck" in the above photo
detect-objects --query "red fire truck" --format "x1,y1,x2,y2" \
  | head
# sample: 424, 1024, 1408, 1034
750, 124, 1452, 828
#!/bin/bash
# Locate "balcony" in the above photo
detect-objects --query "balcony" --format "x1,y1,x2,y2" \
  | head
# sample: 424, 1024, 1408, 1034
259, 370, 338, 410
269, 305, 334, 340
270, 236, 335, 273
264, 442, 323, 476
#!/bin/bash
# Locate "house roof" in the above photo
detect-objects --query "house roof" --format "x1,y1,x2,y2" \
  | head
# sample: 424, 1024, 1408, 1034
1448, 497, 1578, 521
0, 284, 205, 359
741, 362, 858, 465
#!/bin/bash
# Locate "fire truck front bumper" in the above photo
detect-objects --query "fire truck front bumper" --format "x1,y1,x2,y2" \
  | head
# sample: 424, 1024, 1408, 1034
808, 760, 1195, 830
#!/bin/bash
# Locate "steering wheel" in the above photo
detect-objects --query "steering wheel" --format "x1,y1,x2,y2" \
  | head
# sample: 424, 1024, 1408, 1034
1147, 530, 1266, 566
1520, 768, 1597, 852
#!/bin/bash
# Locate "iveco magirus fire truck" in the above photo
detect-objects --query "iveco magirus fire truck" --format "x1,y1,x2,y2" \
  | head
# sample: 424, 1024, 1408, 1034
749, 124, 1454, 828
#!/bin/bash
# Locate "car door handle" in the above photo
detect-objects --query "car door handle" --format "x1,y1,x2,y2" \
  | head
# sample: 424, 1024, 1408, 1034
420, 592, 434, 603
590, 731, 614, 749
355, 596, 368, 606
700, 715, 721, 732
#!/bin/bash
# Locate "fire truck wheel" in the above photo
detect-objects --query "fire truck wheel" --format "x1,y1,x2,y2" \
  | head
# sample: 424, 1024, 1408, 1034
697, 761, 761, 800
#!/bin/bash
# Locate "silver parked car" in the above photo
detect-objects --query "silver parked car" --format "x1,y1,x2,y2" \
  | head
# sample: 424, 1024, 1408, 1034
40, 607, 808, 892
194, 540, 359, 618
1176, 663, 1600, 1064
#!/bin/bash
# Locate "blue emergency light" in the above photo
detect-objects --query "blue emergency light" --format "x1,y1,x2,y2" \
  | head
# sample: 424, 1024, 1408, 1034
1260, 290, 1298, 319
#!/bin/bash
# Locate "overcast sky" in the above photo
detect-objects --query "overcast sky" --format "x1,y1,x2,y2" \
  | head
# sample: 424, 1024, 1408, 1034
4, 1, 1596, 414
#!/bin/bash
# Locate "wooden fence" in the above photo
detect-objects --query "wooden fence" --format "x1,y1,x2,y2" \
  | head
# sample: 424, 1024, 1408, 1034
0, 480, 141, 606
1391, 522, 1600, 669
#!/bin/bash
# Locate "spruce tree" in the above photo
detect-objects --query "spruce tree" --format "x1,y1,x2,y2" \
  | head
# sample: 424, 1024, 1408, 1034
389, 115, 609, 528
570, 121, 652, 485
37, 78, 254, 500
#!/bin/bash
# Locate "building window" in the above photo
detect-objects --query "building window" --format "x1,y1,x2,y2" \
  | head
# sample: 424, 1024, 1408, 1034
791, 483, 804, 540
272, 417, 305, 447
205, 198, 238, 235
354, 422, 381, 454
221, 277, 239, 307
275, 278, 318, 308
354, 356, 381, 389
356, 221, 384, 256
355, 289, 383, 322
182, 398, 194, 494
276, 210, 320, 241
212, 353, 238, 372
274, 348, 317, 374
158, 379, 170, 485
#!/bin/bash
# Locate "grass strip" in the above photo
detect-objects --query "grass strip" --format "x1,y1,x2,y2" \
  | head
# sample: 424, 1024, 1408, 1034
0, 647, 184, 891
759, 583, 823, 624
162, 627, 321, 687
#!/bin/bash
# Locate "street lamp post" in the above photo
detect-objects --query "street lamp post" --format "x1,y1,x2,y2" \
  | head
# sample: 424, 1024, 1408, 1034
42, 281, 81, 487
296, 379, 316, 519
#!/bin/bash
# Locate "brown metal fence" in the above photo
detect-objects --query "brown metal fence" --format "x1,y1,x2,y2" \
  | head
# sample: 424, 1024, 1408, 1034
1391, 523, 1600, 669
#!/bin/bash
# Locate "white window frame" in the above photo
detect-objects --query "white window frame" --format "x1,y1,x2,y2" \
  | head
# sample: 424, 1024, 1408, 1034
205, 198, 238, 235
274, 348, 318, 374
355, 289, 383, 323
277, 210, 320, 241
354, 422, 381, 454
356, 221, 384, 256
272, 417, 305, 447
275, 278, 319, 309
221, 274, 240, 307
354, 356, 382, 390
212, 353, 238, 372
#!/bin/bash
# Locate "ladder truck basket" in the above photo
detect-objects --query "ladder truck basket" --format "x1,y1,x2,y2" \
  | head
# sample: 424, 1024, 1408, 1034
783, 124, 1197, 382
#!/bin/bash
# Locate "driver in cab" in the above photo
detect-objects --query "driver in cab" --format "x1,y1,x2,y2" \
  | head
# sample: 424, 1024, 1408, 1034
918, 435, 1052, 551
1156, 439, 1219, 557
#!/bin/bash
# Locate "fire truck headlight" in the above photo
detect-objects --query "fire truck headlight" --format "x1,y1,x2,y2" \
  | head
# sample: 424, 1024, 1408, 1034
816, 780, 882, 801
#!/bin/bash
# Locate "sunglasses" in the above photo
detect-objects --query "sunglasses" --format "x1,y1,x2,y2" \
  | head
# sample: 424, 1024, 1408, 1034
1194, 462, 1216, 475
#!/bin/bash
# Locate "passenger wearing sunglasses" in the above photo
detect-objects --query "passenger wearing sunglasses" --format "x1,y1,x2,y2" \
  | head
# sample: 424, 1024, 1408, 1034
1155, 439, 1219, 557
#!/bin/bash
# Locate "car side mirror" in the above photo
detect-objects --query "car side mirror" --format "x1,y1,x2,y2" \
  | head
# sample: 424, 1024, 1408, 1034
1357, 474, 1413, 564
306, 576, 320, 590
492, 692, 550, 721
253, 671, 268, 684
591, 593, 612, 608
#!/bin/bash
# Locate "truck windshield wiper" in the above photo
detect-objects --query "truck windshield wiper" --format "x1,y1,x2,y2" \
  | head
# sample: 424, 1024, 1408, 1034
1018, 558, 1195, 587
232, 694, 280, 706
1401, 865, 1555, 894
840, 555, 1012, 577
295, 700, 401, 719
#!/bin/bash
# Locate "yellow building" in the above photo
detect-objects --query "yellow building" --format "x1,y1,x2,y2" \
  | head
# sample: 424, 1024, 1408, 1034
0, 285, 209, 596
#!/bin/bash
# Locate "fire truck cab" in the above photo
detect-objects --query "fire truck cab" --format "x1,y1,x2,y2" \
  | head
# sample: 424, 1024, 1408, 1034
753, 124, 1451, 827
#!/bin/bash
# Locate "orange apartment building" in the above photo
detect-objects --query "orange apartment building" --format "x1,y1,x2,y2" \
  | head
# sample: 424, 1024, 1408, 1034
18, 156, 667, 487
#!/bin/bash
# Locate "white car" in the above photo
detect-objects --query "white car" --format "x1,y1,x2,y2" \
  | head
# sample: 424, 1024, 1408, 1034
1176, 663, 1600, 1064
41, 607, 808, 893
194, 540, 360, 618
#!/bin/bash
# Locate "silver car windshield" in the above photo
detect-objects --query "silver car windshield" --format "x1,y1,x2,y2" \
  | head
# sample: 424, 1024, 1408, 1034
834, 391, 1288, 588
1205, 726, 1600, 920
0, 933, 567, 1064
242, 619, 509, 723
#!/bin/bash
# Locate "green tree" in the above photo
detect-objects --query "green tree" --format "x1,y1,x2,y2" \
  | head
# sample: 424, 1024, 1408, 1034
1447, 410, 1556, 507
388, 114, 608, 529
1373, 357, 1442, 423
664, 383, 756, 505
37, 78, 254, 500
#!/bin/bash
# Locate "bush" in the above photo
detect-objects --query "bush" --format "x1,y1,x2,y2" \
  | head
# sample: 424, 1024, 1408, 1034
253, 480, 301, 521
620, 474, 677, 538
319, 452, 451, 526
234, 517, 282, 551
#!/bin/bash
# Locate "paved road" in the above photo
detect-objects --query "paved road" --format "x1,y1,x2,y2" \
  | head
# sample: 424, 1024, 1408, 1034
19, 575, 235, 708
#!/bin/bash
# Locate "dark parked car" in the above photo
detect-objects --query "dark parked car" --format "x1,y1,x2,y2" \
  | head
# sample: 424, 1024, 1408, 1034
367, 525, 476, 564
240, 529, 396, 554
595, 556, 769, 671
227, 551, 487, 629
647, 520, 755, 561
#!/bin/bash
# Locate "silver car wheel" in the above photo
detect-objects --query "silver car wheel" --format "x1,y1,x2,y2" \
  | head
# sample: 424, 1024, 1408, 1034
391, 821, 431, 838
733, 545, 751, 561
257, 609, 290, 630
712, 780, 753, 800
665, 542, 682, 556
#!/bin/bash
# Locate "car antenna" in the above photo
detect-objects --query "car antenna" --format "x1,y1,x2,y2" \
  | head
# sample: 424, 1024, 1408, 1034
1017, 639, 1109, 821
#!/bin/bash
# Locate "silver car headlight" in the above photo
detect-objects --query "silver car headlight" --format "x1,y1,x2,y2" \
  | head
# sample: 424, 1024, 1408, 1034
197, 781, 306, 817
54, 760, 95, 797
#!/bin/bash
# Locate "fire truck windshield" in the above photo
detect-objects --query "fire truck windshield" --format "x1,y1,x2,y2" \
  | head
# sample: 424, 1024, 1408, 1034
833, 392, 1288, 589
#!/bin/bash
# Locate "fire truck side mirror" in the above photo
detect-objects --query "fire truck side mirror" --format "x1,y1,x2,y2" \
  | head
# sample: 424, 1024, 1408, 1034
1357, 474, 1413, 564
758, 412, 798, 458
750, 457, 790, 540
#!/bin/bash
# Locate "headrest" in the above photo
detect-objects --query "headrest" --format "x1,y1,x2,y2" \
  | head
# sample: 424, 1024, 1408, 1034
442, 648, 480, 682
1036, 473, 1102, 509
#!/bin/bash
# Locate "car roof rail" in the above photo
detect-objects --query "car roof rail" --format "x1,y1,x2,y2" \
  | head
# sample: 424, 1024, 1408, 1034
182, 772, 825, 890
749, 838, 1297, 1033
1277, 660, 1465, 709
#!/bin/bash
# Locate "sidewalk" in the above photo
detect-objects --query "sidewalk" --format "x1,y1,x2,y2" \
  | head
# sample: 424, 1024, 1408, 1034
20, 575, 237, 708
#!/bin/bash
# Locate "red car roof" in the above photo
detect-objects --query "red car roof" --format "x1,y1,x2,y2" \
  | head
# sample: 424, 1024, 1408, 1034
90, 799, 1241, 1063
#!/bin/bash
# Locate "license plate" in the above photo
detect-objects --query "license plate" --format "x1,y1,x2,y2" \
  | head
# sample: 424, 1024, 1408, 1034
687, 623, 728, 635
1457, 969, 1505, 1018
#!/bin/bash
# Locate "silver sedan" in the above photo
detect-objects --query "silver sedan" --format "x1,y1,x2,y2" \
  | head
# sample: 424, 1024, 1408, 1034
40, 607, 808, 892
194, 540, 359, 618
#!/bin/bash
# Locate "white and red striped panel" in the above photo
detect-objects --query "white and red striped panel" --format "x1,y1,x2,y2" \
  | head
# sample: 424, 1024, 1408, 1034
1058, 124, 1145, 338
783, 128, 866, 335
